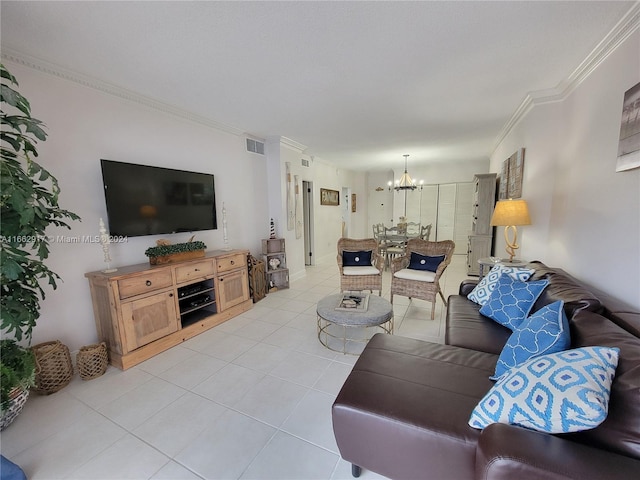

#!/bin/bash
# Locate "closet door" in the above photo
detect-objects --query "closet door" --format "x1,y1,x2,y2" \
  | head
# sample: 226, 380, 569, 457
454, 183, 474, 254
436, 184, 456, 241
419, 185, 439, 236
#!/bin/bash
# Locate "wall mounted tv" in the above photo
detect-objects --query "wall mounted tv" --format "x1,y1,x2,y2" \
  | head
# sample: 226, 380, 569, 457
100, 159, 217, 237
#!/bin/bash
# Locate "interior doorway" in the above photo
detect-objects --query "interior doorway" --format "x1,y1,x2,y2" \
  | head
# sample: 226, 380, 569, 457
303, 181, 314, 266
341, 187, 351, 237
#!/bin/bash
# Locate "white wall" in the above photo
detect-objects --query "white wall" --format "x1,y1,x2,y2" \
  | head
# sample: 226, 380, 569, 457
491, 29, 640, 309
307, 160, 367, 265
8, 62, 371, 351
367, 159, 489, 226
6, 61, 270, 351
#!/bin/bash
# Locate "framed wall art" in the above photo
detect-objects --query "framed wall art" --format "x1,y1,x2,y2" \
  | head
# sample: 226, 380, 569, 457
616, 81, 640, 172
498, 148, 525, 199
351, 194, 357, 212
320, 188, 340, 206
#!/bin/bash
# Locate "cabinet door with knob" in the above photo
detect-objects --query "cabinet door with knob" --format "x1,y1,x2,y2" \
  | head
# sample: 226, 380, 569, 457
121, 290, 179, 351
217, 268, 249, 311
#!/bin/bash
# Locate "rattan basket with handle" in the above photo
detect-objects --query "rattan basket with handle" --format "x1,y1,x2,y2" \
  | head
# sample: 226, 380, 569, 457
31, 340, 73, 395
76, 342, 108, 380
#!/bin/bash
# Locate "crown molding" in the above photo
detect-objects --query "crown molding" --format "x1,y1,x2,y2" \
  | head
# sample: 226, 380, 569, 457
1, 47, 247, 137
493, 1, 640, 152
280, 136, 308, 152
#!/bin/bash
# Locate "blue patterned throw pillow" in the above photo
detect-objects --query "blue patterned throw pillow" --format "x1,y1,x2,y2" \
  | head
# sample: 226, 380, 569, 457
479, 274, 549, 330
469, 346, 620, 433
492, 301, 571, 380
342, 250, 372, 266
408, 253, 445, 272
467, 264, 535, 305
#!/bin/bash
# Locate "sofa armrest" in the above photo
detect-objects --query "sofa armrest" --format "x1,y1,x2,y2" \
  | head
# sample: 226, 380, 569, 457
459, 279, 478, 296
476, 423, 640, 480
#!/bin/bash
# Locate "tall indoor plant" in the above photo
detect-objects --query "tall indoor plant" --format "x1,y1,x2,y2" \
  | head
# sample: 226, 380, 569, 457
1, 64, 80, 425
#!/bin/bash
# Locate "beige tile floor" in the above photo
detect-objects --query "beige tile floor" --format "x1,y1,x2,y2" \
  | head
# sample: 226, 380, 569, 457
1, 255, 470, 480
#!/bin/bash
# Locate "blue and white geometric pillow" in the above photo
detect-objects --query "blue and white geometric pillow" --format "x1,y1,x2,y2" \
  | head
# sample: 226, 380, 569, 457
479, 274, 549, 331
492, 301, 571, 380
469, 346, 620, 433
467, 264, 535, 305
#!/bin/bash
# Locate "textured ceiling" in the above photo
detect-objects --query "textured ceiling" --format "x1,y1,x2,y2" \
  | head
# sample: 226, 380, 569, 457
1, 1, 635, 170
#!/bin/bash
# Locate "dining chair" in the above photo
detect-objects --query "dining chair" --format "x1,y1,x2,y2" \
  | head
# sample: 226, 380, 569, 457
383, 226, 407, 270
420, 224, 432, 241
406, 222, 421, 237
390, 238, 455, 319
372, 224, 387, 260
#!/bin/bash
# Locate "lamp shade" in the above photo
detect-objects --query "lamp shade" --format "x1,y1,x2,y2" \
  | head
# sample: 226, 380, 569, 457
490, 199, 531, 226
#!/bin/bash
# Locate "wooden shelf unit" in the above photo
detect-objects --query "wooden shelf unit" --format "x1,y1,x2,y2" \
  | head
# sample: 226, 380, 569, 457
85, 249, 251, 370
262, 238, 289, 291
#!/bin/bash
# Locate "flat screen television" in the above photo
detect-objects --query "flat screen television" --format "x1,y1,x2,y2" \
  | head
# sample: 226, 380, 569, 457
100, 159, 217, 237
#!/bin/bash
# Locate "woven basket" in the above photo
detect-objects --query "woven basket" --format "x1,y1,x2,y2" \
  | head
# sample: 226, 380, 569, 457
76, 342, 108, 380
32, 340, 73, 395
0, 387, 30, 431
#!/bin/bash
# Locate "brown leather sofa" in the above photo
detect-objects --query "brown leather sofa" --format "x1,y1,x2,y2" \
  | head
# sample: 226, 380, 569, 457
332, 261, 640, 479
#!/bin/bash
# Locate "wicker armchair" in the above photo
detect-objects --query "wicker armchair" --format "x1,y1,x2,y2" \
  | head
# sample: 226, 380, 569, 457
390, 239, 455, 319
337, 238, 383, 295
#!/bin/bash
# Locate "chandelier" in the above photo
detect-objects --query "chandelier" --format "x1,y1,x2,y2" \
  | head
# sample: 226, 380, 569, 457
388, 154, 422, 191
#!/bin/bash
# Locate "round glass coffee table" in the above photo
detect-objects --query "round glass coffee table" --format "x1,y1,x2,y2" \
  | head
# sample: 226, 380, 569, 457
316, 293, 394, 354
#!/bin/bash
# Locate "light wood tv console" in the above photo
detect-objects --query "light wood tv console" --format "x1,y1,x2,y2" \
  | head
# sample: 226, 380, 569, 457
85, 249, 252, 370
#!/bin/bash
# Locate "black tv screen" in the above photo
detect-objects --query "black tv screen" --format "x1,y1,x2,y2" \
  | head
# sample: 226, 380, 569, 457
100, 159, 217, 237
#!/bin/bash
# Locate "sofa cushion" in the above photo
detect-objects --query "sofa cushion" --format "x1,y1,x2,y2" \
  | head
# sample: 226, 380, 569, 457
469, 346, 620, 434
527, 261, 603, 317
569, 310, 640, 459
408, 252, 445, 272
332, 333, 496, 480
445, 295, 512, 355
342, 250, 372, 266
467, 264, 535, 305
479, 275, 549, 330
493, 300, 571, 381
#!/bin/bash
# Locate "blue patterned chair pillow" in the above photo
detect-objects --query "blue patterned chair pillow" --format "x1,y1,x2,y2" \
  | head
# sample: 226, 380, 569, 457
479, 275, 549, 330
342, 250, 372, 266
469, 346, 620, 433
467, 264, 535, 305
492, 301, 571, 381
408, 253, 445, 272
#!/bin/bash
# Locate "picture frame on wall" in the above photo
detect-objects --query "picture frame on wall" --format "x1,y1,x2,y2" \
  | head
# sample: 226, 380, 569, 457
351, 193, 357, 212
498, 148, 525, 199
616, 81, 640, 172
320, 188, 340, 206
499, 160, 509, 200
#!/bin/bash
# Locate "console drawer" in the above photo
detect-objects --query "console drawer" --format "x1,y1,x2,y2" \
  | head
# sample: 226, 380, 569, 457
216, 253, 246, 273
175, 260, 215, 284
118, 270, 173, 299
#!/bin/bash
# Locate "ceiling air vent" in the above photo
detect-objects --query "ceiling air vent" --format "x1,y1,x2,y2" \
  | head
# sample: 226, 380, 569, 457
246, 138, 265, 155
301, 159, 310, 167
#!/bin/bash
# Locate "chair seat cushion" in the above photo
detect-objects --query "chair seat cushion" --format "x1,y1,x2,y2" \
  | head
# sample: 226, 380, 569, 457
393, 268, 436, 282
343, 266, 380, 276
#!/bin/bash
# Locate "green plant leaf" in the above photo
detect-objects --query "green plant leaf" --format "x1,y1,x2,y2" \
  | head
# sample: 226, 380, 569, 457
1, 64, 80, 343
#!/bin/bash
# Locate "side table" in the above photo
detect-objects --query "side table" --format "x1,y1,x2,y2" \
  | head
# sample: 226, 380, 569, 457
316, 294, 393, 355
477, 258, 528, 280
